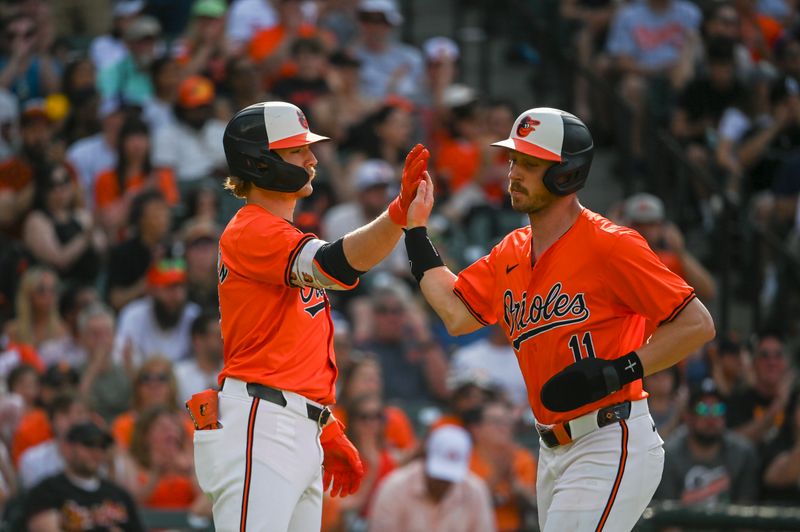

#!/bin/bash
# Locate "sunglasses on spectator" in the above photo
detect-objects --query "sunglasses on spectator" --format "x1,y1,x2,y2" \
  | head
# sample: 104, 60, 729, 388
140, 372, 170, 383
694, 402, 726, 417
375, 305, 403, 314
355, 410, 383, 421
757, 348, 784, 359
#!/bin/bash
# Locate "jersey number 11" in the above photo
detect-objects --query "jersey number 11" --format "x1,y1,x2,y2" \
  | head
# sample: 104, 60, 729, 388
569, 332, 596, 362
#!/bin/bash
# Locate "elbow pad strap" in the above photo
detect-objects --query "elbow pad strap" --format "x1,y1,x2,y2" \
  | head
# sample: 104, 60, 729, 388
404, 227, 444, 283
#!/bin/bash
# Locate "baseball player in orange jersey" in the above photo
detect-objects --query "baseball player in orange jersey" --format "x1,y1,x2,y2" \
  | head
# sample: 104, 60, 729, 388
404, 107, 716, 531
190, 101, 430, 532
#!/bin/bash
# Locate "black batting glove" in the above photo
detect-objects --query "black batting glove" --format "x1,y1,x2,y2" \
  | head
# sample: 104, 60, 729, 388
540, 352, 644, 412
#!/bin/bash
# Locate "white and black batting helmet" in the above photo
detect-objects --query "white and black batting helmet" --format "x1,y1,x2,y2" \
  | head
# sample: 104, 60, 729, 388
223, 102, 329, 192
492, 107, 594, 196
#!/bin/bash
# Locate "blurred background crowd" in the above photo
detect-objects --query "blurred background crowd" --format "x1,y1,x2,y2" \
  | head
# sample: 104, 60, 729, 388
0, 0, 797, 530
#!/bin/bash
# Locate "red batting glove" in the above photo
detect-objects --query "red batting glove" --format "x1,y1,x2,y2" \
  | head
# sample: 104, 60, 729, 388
388, 143, 430, 226
320, 417, 364, 497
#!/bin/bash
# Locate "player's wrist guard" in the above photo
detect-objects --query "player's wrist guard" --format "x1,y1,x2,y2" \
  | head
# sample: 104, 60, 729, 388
541, 351, 644, 412
404, 227, 444, 282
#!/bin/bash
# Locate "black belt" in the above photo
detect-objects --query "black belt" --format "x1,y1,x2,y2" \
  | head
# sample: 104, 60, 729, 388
246, 383, 332, 427
538, 401, 632, 448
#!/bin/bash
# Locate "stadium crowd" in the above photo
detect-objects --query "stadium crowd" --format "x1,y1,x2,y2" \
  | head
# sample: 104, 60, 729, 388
0, 0, 797, 531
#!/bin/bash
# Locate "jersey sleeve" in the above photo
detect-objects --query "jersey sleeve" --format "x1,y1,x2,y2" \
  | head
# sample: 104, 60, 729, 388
603, 230, 696, 325
453, 253, 497, 327
227, 218, 316, 286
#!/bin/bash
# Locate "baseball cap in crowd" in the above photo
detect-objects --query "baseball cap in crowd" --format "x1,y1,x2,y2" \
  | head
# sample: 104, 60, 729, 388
425, 425, 472, 482
423, 36, 460, 62
147, 258, 187, 287
124, 15, 161, 42
177, 76, 215, 108
67, 421, 114, 449
355, 159, 395, 191
113, 0, 145, 18
623, 193, 665, 224
20, 99, 51, 126
688, 378, 724, 410
192, 0, 227, 19
358, 0, 403, 26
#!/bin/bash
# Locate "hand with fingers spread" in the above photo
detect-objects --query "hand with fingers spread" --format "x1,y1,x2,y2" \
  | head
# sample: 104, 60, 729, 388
388, 143, 430, 226
320, 417, 364, 497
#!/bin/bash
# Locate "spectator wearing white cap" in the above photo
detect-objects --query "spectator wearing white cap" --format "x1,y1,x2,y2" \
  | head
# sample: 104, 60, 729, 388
322, 159, 408, 277
622, 193, 717, 302
354, 0, 425, 102
225, 0, 278, 54
88, 1, 144, 71
368, 425, 496, 532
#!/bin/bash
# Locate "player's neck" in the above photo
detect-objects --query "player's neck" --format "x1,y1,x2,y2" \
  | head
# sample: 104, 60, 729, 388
246, 189, 298, 222
528, 199, 582, 259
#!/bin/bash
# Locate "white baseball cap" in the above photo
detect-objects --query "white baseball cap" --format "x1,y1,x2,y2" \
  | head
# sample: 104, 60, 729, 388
623, 193, 665, 224
248, 102, 329, 150
359, 0, 404, 26
425, 425, 472, 482
355, 159, 395, 190
491, 107, 578, 162
423, 36, 460, 62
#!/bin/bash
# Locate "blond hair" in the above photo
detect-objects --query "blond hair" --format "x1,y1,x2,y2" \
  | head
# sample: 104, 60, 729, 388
223, 176, 252, 199
14, 266, 62, 347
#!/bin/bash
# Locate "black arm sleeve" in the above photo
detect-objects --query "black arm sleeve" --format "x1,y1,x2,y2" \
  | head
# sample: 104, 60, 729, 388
314, 238, 365, 286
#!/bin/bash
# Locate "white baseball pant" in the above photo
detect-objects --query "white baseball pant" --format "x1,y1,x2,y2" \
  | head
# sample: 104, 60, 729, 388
537, 399, 664, 532
193, 378, 325, 532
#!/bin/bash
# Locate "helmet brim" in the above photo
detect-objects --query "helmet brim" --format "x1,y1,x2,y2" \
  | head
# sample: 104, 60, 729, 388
269, 132, 330, 150
491, 138, 561, 162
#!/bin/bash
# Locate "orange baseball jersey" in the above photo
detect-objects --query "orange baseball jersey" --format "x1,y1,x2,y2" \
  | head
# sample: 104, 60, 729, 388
453, 208, 695, 425
217, 204, 338, 404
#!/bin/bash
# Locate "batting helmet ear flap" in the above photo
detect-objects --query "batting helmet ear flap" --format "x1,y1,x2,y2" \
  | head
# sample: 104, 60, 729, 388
542, 117, 594, 196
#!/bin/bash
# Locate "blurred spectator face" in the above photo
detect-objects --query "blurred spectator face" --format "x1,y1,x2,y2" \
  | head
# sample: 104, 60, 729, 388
346, 359, 383, 398
227, 58, 259, 96
152, 282, 188, 329
52, 402, 90, 440
135, 359, 175, 409
376, 106, 412, 149
30, 269, 58, 314
9, 366, 39, 406
486, 104, 515, 141
186, 235, 218, 282
687, 396, 726, 446
372, 294, 407, 341
754, 336, 787, 389
194, 318, 223, 362
706, 6, 740, 41
122, 129, 149, 162
358, 11, 393, 48
194, 14, 225, 42
360, 183, 390, 217
65, 439, 109, 478
472, 401, 514, 448
4, 15, 36, 56
296, 47, 326, 80
80, 312, 115, 355
45, 165, 76, 212
139, 196, 170, 240
20, 115, 51, 160
181, 104, 213, 130
350, 395, 385, 441
146, 411, 184, 455
452, 383, 487, 414
718, 343, 744, 379
153, 58, 181, 97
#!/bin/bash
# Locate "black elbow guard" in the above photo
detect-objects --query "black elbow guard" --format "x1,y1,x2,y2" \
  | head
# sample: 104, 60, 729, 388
315, 238, 364, 286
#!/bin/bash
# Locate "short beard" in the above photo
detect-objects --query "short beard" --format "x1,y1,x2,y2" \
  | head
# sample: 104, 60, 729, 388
153, 299, 184, 330
692, 432, 723, 448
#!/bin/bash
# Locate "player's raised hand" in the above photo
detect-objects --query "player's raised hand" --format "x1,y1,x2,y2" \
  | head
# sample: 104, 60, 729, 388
540, 352, 644, 412
388, 143, 430, 226
406, 173, 434, 229
320, 418, 364, 497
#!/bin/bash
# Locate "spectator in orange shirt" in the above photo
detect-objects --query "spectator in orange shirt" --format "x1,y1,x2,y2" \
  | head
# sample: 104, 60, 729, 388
117, 405, 202, 510
94, 117, 179, 240
734, 0, 783, 62
334, 357, 418, 460
111, 356, 193, 449
467, 399, 537, 532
